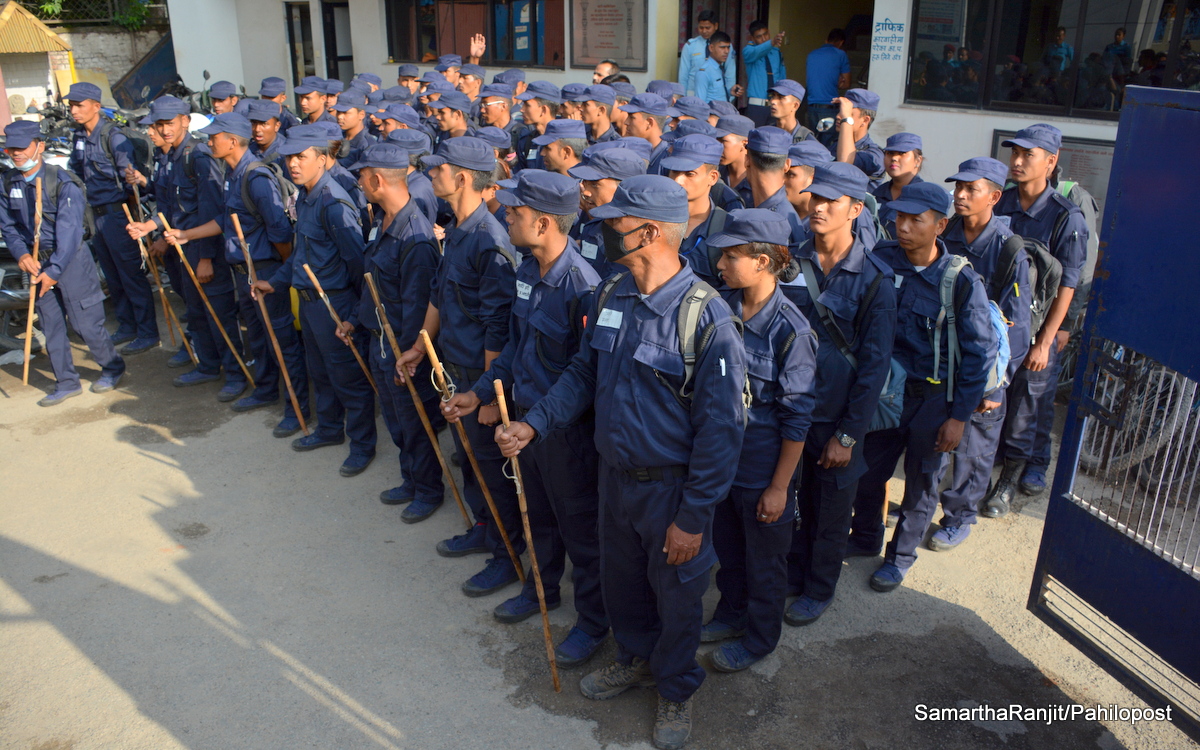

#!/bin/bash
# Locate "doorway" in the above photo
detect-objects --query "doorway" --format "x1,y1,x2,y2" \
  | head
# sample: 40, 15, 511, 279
285, 2, 316, 87
322, 2, 355, 85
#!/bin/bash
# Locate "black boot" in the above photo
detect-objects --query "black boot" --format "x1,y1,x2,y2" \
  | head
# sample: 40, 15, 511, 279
983, 459, 1024, 518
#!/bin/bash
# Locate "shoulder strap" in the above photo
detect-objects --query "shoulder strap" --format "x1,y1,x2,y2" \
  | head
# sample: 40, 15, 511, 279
677, 280, 719, 402
97, 120, 123, 188
932, 254, 970, 400
799, 257, 858, 368
240, 160, 278, 225
704, 207, 727, 270
595, 272, 626, 319
852, 270, 885, 334
991, 233, 1024, 301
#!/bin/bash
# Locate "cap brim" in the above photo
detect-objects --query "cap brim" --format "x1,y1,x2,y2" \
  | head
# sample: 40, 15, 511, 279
801, 183, 853, 201
493, 190, 526, 208
5, 136, 35, 149
888, 199, 944, 216
294, 86, 320, 95
945, 170, 990, 183
660, 156, 704, 172
531, 135, 556, 146
1000, 137, 1044, 151
666, 108, 682, 118
420, 155, 449, 169
279, 140, 322, 155
704, 231, 750, 248
568, 164, 609, 181
196, 124, 227, 136
587, 203, 628, 220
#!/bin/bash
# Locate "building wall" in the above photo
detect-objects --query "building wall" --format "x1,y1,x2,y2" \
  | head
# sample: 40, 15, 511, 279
57, 27, 165, 86
167, 0, 246, 92
869, 0, 1118, 185
2, 52, 55, 114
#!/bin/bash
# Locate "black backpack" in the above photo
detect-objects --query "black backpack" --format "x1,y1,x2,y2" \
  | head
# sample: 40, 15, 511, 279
239, 160, 299, 228
4, 164, 95, 241
98, 119, 155, 185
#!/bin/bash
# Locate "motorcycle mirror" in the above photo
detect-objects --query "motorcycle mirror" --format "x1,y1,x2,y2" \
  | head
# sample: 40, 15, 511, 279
141, 85, 151, 97
816, 117, 835, 133
240, 85, 246, 95
203, 70, 211, 81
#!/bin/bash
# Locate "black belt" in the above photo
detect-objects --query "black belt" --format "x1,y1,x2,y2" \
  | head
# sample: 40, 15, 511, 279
231, 263, 248, 275
92, 201, 126, 217
445, 362, 485, 385
621, 465, 687, 483
905, 379, 948, 399
297, 288, 347, 302
368, 328, 382, 338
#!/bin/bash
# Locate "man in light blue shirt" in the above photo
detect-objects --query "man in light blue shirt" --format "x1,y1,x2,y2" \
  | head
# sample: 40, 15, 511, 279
693, 32, 736, 103
743, 20, 786, 127
679, 10, 737, 98
805, 29, 852, 147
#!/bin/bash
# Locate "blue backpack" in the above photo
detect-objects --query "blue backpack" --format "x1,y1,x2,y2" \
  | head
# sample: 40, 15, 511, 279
933, 254, 1010, 400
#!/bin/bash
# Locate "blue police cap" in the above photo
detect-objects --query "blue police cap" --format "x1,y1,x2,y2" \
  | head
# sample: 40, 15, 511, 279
379, 103, 421, 127
888, 181, 953, 217
480, 83, 514, 100
616, 137, 652, 161
397, 64, 420, 78
259, 76, 287, 97
496, 178, 518, 190
619, 93, 670, 118
66, 82, 102, 103
713, 114, 755, 139
425, 81, 457, 96
532, 119, 587, 146
247, 99, 283, 122
435, 54, 463, 72
381, 85, 411, 103
573, 84, 616, 106
459, 63, 486, 80
421, 136, 496, 172
348, 142, 409, 171
429, 91, 472, 113
476, 126, 513, 151
768, 79, 806, 101
294, 76, 326, 95
197, 112, 252, 139
356, 72, 382, 87
4, 120, 42, 149
492, 70, 522, 86
333, 90, 368, 112
709, 100, 738, 118
748, 126, 791, 156
561, 83, 587, 101
1002, 123, 1062, 155
645, 80, 674, 99
662, 134, 724, 172
662, 119, 718, 143
210, 81, 238, 99
707, 208, 792, 248
845, 88, 881, 111
311, 121, 344, 140
788, 140, 833, 168
515, 80, 562, 103
884, 132, 923, 153
670, 82, 686, 97
569, 148, 648, 182
418, 70, 446, 84
278, 124, 335, 155
589, 174, 689, 223
149, 95, 190, 122
495, 169, 580, 215
325, 79, 345, 95
803, 162, 869, 202
945, 156, 1009, 187
366, 90, 385, 107
611, 82, 637, 99
672, 96, 709, 120
387, 128, 431, 154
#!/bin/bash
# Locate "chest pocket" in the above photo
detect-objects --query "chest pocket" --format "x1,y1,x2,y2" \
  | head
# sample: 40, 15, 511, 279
744, 350, 778, 408
589, 322, 618, 353
529, 305, 577, 375
293, 212, 327, 273
632, 339, 686, 403
904, 294, 943, 347
445, 258, 482, 323
814, 289, 857, 342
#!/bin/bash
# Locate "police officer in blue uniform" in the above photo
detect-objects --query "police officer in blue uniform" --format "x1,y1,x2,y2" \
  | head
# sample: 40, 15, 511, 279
619, 93, 673, 176
66, 81, 160, 354
258, 77, 302, 134
251, 128, 374, 477
295, 76, 338, 126
777, 162, 896, 624
209, 81, 241, 115
1, 120, 125, 403
663, 134, 730, 289
988, 124, 1088, 514
248, 100, 287, 167
572, 85, 621, 145
333, 90, 377, 170
934, 157, 1032, 550
830, 88, 885, 184
165, 113, 309, 437
871, 132, 925, 239
569, 148, 647, 279
714, 114, 754, 205
346, 142, 447, 519
784, 141, 879, 249
855, 182, 997, 592
495, 175, 748, 750
127, 96, 245, 401
513, 82, 562, 173
532, 119, 588, 177
441, 170, 611, 667
394, 137, 525, 597
429, 91, 478, 150
307, 122, 372, 232
703, 209, 818, 671
766, 79, 815, 143
385, 130, 440, 227
743, 127, 806, 246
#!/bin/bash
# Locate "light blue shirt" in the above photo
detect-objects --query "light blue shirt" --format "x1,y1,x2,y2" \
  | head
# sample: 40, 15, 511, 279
679, 35, 736, 97
692, 57, 732, 102
743, 40, 785, 100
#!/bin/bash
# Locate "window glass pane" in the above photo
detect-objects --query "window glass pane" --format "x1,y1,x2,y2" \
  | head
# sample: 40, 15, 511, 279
387, 0, 563, 66
989, 0, 1081, 108
1071, 0, 1142, 112
386, 0, 438, 62
907, 0, 991, 106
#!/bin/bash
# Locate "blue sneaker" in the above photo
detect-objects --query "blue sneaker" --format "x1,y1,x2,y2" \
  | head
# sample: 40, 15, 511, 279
339, 452, 374, 477
110, 329, 135, 345
929, 523, 971, 552
436, 523, 488, 557
379, 487, 414, 505
90, 371, 124, 394
555, 626, 609, 668
784, 595, 832, 627
1019, 466, 1047, 497
291, 433, 345, 452
401, 499, 441, 524
173, 368, 221, 388
710, 640, 764, 673
462, 556, 519, 597
37, 388, 82, 407
273, 415, 306, 438
870, 562, 909, 593
166, 347, 193, 368
699, 619, 745, 644
231, 393, 279, 413
217, 380, 247, 403
494, 592, 560, 624
121, 336, 160, 355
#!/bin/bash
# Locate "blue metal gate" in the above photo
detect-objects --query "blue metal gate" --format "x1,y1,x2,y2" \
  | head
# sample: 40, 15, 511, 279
1029, 85, 1200, 740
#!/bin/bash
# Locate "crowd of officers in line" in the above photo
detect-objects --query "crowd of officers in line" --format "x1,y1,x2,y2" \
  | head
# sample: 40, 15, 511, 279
1, 35, 1089, 749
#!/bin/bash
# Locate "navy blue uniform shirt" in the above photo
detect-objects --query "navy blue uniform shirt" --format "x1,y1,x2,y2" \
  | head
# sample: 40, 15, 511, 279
754, 187, 807, 249
216, 150, 293, 263
272, 170, 365, 292
523, 264, 748, 534
850, 133, 885, 181
514, 128, 545, 172
430, 202, 518, 367
69, 120, 134, 206
327, 161, 371, 230
354, 196, 440, 342
679, 203, 730, 290
406, 170, 439, 226
870, 174, 924, 239
0, 164, 86, 281
576, 218, 620, 280
154, 135, 224, 259
995, 185, 1088, 289
339, 127, 377, 171
472, 240, 601, 409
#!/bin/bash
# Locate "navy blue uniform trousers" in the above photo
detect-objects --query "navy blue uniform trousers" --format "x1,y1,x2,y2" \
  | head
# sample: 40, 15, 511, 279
168, 245, 243, 381
941, 391, 1007, 527
92, 210, 157, 339
232, 265, 307, 418
517, 415, 608, 638
298, 292, 376, 457
1001, 342, 1062, 470
37, 246, 123, 392
598, 462, 714, 703
712, 483, 793, 656
369, 335, 446, 503
852, 391, 952, 569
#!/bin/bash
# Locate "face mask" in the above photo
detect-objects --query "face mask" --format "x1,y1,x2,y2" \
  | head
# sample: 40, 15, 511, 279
601, 221, 651, 263
16, 157, 40, 173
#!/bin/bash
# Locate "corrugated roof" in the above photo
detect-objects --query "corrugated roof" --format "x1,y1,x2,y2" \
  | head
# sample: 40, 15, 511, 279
0, 1, 71, 54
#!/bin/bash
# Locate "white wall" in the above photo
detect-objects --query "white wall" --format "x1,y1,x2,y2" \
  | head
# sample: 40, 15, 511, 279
168, 0, 246, 92
1, 53, 55, 116
870, 0, 1119, 187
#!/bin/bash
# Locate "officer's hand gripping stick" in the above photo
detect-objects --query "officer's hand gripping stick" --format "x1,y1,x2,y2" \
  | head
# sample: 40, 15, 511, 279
300, 263, 377, 393
122, 203, 190, 357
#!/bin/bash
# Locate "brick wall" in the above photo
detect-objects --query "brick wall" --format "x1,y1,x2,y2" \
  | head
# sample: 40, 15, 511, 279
57, 27, 165, 85
1, 53, 55, 114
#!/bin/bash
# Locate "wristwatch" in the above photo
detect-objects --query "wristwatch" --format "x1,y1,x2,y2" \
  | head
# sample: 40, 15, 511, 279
835, 430, 856, 448
840, 116, 855, 126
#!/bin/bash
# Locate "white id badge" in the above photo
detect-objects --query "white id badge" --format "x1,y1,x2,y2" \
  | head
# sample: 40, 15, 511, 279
516, 280, 532, 299
596, 307, 623, 328
368, 226, 379, 241
9, 187, 22, 199
581, 241, 598, 259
